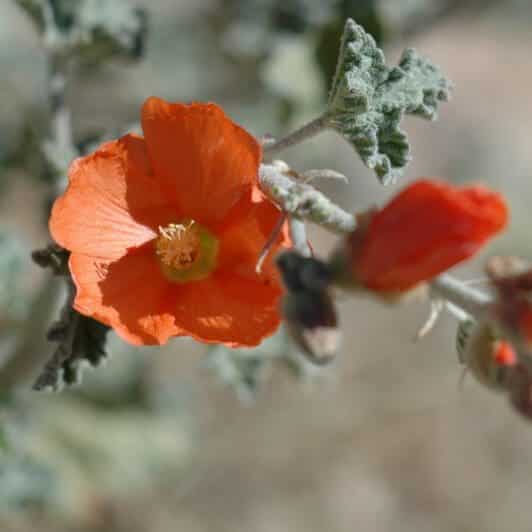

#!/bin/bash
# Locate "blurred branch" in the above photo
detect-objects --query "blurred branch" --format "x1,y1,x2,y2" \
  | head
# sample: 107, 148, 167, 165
0, 278, 60, 391
42, 52, 77, 194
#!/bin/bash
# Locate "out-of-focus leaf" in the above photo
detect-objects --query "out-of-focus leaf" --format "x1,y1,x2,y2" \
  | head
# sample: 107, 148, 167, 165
0, 406, 58, 511
16, 0, 147, 64
326, 18, 451, 184
203, 326, 329, 402
0, 458, 57, 511
0, 388, 192, 518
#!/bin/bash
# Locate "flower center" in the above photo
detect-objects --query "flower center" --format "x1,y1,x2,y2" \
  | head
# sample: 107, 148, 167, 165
156, 221, 201, 270
155, 219, 219, 283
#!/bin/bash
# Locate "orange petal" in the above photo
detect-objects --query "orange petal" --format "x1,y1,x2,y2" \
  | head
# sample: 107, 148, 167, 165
141, 97, 261, 226
70, 248, 183, 345
356, 179, 508, 292
215, 186, 289, 282
50, 135, 176, 260
166, 272, 283, 347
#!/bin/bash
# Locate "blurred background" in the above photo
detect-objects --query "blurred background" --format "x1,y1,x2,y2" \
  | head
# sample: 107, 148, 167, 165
1, 0, 532, 530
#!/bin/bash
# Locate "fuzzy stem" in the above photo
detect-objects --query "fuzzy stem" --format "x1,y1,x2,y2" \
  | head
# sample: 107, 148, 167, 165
430, 274, 492, 321
288, 217, 311, 257
263, 114, 330, 159
259, 163, 356, 233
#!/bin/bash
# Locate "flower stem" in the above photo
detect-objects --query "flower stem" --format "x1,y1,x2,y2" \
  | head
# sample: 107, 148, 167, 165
49, 55, 71, 150
430, 273, 492, 320
46, 52, 76, 194
263, 114, 330, 159
288, 217, 312, 257
259, 163, 356, 233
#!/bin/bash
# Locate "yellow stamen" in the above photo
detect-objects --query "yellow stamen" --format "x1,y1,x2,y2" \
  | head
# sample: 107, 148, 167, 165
155, 219, 219, 283
156, 221, 201, 270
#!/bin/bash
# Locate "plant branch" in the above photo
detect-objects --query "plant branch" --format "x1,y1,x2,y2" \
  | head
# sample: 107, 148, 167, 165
259, 163, 356, 233
262, 114, 329, 159
43, 52, 76, 194
430, 274, 492, 321
0, 278, 61, 391
288, 218, 311, 257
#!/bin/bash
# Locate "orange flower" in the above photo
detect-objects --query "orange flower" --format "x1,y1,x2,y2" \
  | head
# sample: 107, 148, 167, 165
50, 97, 290, 346
349, 179, 508, 292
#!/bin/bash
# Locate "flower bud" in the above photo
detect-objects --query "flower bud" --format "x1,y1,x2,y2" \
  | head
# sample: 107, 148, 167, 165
340, 180, 508, 294
456, 319, 516, 391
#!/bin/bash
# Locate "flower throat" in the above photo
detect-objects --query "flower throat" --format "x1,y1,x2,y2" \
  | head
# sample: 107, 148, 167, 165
155, 219, 219, 283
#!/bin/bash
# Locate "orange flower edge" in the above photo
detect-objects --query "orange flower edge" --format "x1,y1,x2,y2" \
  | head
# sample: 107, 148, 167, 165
50, 97, 291, 346
350, 179, 508, 292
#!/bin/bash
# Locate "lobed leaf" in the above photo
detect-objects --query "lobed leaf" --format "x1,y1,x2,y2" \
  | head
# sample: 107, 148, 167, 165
326, 18, 451, 184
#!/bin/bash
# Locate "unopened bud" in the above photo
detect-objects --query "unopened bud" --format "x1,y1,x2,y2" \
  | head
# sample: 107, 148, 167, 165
456, 319, 516, 391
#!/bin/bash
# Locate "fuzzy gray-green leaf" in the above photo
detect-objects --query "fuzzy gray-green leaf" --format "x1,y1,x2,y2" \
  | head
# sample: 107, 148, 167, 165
327, 18, 451, 185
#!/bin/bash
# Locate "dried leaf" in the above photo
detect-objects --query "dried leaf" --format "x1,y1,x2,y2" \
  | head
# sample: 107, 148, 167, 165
31, 245, 110, 391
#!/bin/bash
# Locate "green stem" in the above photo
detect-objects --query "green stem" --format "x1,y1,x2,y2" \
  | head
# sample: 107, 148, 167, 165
263, 114, 329, 159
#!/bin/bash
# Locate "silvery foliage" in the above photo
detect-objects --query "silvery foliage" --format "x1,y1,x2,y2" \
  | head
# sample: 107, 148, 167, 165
16, 0, 147, 63
327, 18, 451, 184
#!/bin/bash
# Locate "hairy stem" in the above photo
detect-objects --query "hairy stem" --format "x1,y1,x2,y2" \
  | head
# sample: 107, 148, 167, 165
430, 274, 491, 320
288, 217, 311, 257
263, 114, 330, 159
259, 163, 356, 233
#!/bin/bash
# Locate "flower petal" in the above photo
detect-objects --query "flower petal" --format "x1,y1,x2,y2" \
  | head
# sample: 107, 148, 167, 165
50, 135, 175, 260
141, 97, 261, 226
215, 186, 289, 282
70, 248, 183, 345
356, 179, 508, 291
166, 273, 283, 347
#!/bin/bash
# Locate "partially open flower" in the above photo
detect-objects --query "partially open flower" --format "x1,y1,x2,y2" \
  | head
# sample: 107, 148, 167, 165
50, 97, 290, 346
346, 179, 508, 293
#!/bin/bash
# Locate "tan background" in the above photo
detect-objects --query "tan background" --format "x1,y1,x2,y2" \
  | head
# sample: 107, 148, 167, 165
1, 1, 532, 530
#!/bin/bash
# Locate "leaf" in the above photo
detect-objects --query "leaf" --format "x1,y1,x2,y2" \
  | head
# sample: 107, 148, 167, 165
32, 281, 110, 391
31, 245, 110, 391
326, 18, 451, 184
16, 0, 147, 64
